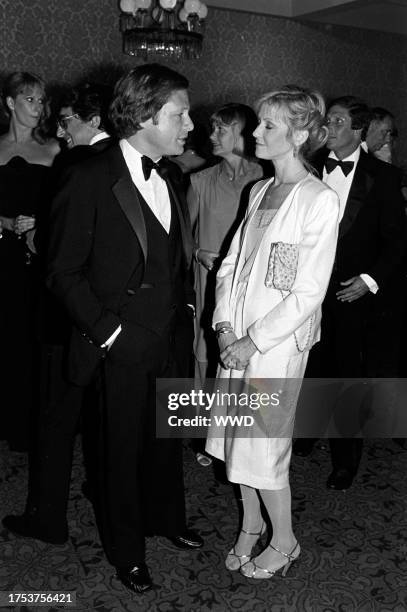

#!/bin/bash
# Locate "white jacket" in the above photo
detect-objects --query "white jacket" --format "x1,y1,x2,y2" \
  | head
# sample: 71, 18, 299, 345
213, 173, 340, 358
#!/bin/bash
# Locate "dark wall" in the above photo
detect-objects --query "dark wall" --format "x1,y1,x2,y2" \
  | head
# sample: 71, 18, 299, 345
2, 1, 407, 165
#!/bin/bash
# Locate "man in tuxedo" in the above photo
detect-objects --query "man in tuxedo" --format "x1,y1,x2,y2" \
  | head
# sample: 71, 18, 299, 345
296, 96, 405, 489
4, 64, 202, 593
40, 82, 114, 338
56, 82, 112, 153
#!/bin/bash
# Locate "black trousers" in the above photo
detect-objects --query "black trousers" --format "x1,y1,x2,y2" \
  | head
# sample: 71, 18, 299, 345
308, 287, 404, 474
26, 344, 86, 534
96, 316, 193, 567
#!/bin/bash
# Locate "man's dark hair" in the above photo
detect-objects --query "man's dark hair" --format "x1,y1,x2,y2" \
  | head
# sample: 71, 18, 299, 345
63, 82, 112, 132
109, 63, 189, 139
328, 95, 371, 131
369, 106, 394, 122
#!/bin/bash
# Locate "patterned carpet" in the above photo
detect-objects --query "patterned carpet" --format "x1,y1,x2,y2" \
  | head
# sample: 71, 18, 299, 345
0, 438, 406, 612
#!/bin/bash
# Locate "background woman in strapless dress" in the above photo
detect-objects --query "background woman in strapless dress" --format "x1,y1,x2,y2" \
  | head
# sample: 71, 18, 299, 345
0, 71, 59, 451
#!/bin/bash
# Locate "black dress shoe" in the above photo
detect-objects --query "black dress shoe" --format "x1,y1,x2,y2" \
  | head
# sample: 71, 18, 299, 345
293, 438, 316, 457
326, 468, 354, 491
116, 563, 152, 594
167, 529, 203, 550
2, 514, 68, 545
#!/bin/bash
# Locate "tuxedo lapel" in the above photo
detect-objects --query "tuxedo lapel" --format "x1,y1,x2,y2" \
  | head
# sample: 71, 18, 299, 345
339, 150, 374, 240
108, 148, 191, 266
108, 146, 147, 263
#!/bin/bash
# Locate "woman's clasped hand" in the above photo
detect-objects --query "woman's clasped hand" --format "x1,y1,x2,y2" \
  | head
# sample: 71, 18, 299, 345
220, 334, 257, 370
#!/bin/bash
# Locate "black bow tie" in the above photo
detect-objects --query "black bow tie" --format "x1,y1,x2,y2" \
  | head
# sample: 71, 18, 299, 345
325, 157, 354, 177
141, 156, 169, 181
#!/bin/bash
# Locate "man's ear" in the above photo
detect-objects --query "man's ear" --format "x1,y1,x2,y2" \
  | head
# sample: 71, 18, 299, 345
90, 115, 101, 130
352, 127, 363, 144
139, 116, 154, 129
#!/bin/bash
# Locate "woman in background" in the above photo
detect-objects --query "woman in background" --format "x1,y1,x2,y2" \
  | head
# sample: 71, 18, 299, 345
189, 103, 263, 380
0, 71, 59, 450
188, 103, 263, 466
206, 87, 339, 579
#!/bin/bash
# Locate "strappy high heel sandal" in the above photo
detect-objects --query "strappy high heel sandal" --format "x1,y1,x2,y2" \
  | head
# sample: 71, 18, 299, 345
240, 541, 300, 579
225, 524, 266, 571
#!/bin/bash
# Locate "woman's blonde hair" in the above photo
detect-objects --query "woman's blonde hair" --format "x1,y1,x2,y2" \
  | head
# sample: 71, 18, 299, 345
255, 85, 328, 170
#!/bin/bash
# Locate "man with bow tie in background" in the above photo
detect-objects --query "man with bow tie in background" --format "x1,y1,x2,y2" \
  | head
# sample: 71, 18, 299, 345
43, 64, 202, 593
296, 96, 406, 490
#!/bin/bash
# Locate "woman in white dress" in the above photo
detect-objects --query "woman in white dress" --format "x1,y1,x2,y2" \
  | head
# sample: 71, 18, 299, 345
206, 86, 340, 579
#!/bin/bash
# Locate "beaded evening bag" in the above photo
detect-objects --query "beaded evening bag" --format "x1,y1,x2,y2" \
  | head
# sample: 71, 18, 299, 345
265, 242, 299, 291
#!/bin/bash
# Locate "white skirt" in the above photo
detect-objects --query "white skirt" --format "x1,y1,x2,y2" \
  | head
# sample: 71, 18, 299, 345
206, 278, 309, 490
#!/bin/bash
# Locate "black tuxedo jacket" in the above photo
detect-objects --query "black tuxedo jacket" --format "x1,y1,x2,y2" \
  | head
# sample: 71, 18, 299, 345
35, 137, 115, 255
35, 137, 115, 344
51, 136, 114, 175
47, 144, 194, 384
314, 149, 406, 298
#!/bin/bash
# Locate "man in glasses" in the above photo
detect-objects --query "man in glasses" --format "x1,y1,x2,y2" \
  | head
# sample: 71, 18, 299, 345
56, 82, 112, 155
2, 81, 115, 564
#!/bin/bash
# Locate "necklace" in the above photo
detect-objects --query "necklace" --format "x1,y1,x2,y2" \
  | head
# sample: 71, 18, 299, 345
222, 158, 249, 182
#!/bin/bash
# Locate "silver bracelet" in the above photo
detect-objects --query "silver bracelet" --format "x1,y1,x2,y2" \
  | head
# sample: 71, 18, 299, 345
216, 326, 233, 338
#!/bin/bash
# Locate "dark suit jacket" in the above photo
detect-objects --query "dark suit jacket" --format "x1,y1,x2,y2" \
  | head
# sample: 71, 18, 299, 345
47, 143, 194, 385
35, 137, 114, 257
35, 137, 114, 344
51, 137, 113, 175
314, 148, 406, 300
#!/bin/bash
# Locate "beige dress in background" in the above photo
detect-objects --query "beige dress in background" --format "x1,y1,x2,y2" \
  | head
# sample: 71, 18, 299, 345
189, 160, 263, 384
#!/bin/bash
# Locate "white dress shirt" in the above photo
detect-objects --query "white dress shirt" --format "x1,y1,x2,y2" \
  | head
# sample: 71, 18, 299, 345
119, 138, 171, 233
323, 146, 378, 294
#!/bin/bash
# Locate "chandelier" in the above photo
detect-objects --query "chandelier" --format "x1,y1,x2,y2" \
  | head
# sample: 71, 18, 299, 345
119, 0, 209, 60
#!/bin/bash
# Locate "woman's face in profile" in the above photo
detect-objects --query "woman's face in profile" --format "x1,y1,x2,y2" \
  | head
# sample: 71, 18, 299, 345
210, 119, 243, 158
253, 104, 293, 161
8, 85, 44, 130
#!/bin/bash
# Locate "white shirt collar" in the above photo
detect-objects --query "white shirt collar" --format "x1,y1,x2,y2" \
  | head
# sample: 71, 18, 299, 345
119, 138, 144, 176
89, 131, 109, 146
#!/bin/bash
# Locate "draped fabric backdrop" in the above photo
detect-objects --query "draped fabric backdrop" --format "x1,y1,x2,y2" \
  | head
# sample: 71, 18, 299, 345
0, 0, 406, 167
